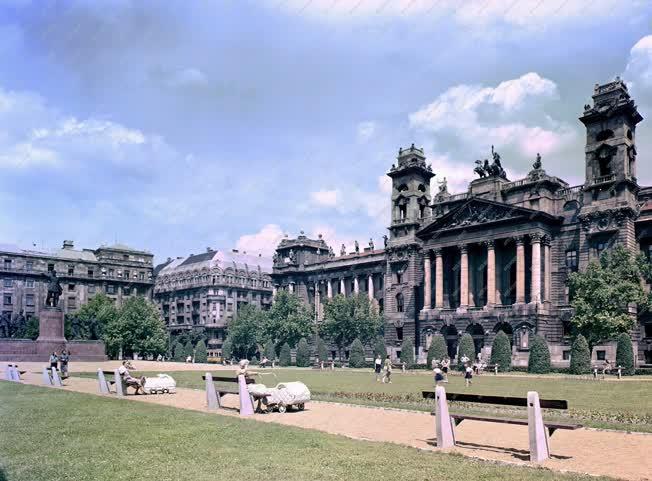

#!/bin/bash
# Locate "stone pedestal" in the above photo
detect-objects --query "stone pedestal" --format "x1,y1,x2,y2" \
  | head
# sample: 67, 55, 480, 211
37, 308, 66, 342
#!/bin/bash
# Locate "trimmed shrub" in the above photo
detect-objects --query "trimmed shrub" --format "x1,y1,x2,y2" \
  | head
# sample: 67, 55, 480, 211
399, 337, 414, 367
172, 341, 185, 362
427, 335, 448, 368
194, 340, 208, 363
279, 342, 292, 366
183, 340, 194, 361
349, 338, 366, 368
570, 334, 591, 374
373, 336, 387, 359
221, 337, 233, 361
458, 333, 476, 370
316, 337, 329, 362
616, 333, 635, 375
490, 330, 512, 372
295, 338, 311, 367
527, 334, 551, 374
264, 340, 276, 361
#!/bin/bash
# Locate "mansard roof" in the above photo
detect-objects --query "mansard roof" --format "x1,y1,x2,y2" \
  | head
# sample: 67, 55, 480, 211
417, 197, 562, 239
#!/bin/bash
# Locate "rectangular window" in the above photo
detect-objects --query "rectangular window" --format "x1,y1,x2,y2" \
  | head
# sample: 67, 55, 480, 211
88, 269, 94, 278
3, 279, 12, 288
562, 350, 571, 361
565, 250, 578, 270
124, 287, 131, 296
25, 261, 33, 271
3, 259, 12, 269
595, 240, 609, 258
396, 271, 403, 284
107, 285, 115, 295
48, 263, 54, 272
124, 270, 130, 280
88, 285, 96, 294
139, 272, 144, 280
26, 279, 34, 288
396, 326, 403, 341
68, 265, 74, 275
108, 269, 114, 277
25, 294, 34, 306
3, 295, 11, 305
227, 303, 233, 312
68, 283, 75, 291
596, 350, 606, 361
68, 296, 77, 309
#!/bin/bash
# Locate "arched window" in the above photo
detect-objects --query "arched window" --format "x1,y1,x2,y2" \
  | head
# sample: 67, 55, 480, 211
396, 293, 404, 313
596, 129, 614, 141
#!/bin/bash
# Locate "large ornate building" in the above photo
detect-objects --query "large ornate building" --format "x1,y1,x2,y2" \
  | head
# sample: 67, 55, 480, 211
153, 248, 273, 357
272, 78, 652, 366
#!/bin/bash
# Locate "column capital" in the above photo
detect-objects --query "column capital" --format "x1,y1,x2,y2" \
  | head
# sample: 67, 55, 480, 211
541, 234, 552, 246
514, 235, 525, 246
434, 247, 443, 257
483, 239, 495, 249
459, 244, 469, 254
530, 232, 543, 243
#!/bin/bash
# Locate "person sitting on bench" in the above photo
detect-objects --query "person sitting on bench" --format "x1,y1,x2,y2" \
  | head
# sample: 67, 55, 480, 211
118, 361, 145, 395
238, 359, 269, 413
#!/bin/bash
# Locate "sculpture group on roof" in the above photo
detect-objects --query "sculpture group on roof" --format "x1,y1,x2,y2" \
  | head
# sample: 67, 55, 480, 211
473, 145, 507, 179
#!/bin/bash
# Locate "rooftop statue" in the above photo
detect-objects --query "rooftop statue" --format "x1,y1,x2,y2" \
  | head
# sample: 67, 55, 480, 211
438, 176, 448, 194
369, 238, 375, 250
340, 244, 346, 256
354, 240, 360, 254
533, 152, 542, 170
383, 235, 388, 248
45, 270, 62, 308
473, 145, 506, 179
328, 246, 335, 258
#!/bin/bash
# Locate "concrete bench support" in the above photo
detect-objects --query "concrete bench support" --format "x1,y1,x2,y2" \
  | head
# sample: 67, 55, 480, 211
527, 391, 550, 462
205, 373, 219, 409
42, 367, 53, 385
10, 366, 21, 381
97, 369, 110, 394
435, 386, 455, 448
51, 368, 63, 387
114, 369, 124, 397
4, 364, 13, 381
237, 374, 254, 416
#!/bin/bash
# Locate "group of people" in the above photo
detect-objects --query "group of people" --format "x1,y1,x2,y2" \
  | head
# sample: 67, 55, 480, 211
431, 357, 451, 385
48, 350, 70, 378
374, 355, 393, 383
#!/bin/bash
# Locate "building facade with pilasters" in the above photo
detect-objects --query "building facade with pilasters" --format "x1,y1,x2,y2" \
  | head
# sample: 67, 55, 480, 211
273, 79, 652, 366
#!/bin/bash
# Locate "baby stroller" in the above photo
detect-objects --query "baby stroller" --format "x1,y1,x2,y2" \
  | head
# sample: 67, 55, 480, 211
141, 374, 177, 394
248, 381, 311, 413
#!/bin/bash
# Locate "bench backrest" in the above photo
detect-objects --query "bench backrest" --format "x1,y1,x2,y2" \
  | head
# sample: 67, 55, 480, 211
422, 391, 568, 410
202, 375, 254, 384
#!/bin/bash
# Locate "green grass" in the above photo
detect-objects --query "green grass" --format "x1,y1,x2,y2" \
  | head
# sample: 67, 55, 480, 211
78, 368, 652, 432
0, 382, 613, 481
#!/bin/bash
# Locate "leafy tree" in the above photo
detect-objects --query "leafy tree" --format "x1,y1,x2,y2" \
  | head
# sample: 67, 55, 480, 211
295, 338, 311, 367
373, 336, 386, 360
172, 328, 206, 349
569, 334, 591, 374
490, 330, 512, 372
458, 333, 476, 370
194, 340, 208, 363
616, 333, 635, 375
320, 294, 383, 359
66, 293, 117, 340
279, 342, 292, 366
568, 246, 648, 350
172, 341, 185, 362
348, 338, 366, 368
527, 334, 551, 374
427, 334, 448, 367
263, 339, 277, 361
103, 296, 167, 358
316, 337, 329, 362
228, 304, 266, 359
261, 290, 313, 349
13, 315, 39, 340
400, 337, 414, 367
221, 337, 233, 361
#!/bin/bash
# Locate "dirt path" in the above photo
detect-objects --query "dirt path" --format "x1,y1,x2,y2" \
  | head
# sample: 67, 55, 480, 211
7, 368, 652, 481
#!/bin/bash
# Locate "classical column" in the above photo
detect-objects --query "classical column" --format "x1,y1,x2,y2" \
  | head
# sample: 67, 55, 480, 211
435, 249, 444, 308
460, 245, 469, 307
544, 236, 551, 302
314, 282, 321, 320
368, 274, 374, 301
423, 251, 432, 310
486, 240, 496, 306
340, 278, 346, 297
272, 285, 278, 300
515, 236, 525, 304
530, 233, 542, 304
353, 276, 360, 295
289, 282, 295, 293
327, 279, 333, 299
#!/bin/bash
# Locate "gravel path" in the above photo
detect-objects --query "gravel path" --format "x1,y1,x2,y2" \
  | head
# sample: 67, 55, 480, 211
7, 365, 652, 481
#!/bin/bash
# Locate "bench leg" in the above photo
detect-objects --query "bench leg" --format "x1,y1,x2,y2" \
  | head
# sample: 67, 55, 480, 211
42, 368, 53, 386
527, 391, 550, 462
114, 369, 124, 397
97, 369, 110, 394
205, 373, 219, 409
237, 374, 254, 416
51, 368, 63, 387
435, 386, 455, 449
11, 366, 21, 382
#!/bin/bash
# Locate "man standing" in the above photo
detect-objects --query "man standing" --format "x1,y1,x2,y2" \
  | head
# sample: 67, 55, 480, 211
382, 355, 392, 384
59, 349, 70, 379
374, 355, 382, 382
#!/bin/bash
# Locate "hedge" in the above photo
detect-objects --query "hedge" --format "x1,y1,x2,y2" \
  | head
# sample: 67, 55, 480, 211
316, 337, 329, 362
295, 338, 311, 367
427, 335, 448, 368
490, 330, 512, 372
373, 336, 387, 360
194, 340, 208, 363
279, 342, 292, 366
399, 338, 414, 367
348, 338, 366, 368
616, 333, 635, 376
458, 333, 476, 370
221, 337, 233, 361
570, 334, 591, 374
527, 334, 551, 374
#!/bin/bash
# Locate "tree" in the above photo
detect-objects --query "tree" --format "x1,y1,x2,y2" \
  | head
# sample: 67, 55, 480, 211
569, 334, 591, 374
279, 342, 292, 366
458, 333, 476, 370
316, 337, 329, 362
373, 336, 386, 360
103, 296, 167, 358
348, 338, 366, 368
172, 328, 206, 349
320, 294, 383, 359
527, 334, 551, 374
66, 293, 117, 340
263, 339, 277, 361
172, 341, 185, 362
194, 340, 208, 363
295, 338, 311, 367
568, 246, 648, 350
227, 304, 266, 359
427, 335, 448, 367
221, 337, 233, 361
616, 333, 635, 375
400, 337, 414, 367
261, 291, 313, 349
183, 340, 194, 361
490, 330, 512, 372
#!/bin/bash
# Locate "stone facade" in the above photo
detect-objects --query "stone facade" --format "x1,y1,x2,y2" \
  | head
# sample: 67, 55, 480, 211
153, 248, 273, 357
272, 79, 652, 366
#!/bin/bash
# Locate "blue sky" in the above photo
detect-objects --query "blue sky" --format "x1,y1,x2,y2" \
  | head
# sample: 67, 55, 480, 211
1, 0, 652, 263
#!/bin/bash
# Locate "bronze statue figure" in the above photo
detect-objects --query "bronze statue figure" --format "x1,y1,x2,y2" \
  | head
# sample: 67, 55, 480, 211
533, 152, 542, 170
45, 270, 62, 307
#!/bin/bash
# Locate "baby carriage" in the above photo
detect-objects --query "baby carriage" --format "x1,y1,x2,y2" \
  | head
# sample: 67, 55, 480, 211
141, 374, 177, 394
248, 381, 311, 413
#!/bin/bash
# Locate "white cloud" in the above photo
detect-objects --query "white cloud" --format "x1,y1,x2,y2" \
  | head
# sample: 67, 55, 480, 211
624, 35, 652, 91
0, 142, 59, 168
235, 224, 286, 257
356, 121, 376, 142
167, 68, 209, 88
310, 189, 339, 207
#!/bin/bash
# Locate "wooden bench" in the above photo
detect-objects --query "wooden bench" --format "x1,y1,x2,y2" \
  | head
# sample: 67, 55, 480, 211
203, 374, 270, 415
422, 388, 581, 462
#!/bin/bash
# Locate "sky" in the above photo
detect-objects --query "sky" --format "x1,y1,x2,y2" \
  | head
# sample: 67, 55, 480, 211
1, 0, 652, 264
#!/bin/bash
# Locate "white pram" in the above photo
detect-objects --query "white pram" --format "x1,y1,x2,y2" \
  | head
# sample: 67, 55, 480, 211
141, 374, 177, 394
248, 381, 311, 413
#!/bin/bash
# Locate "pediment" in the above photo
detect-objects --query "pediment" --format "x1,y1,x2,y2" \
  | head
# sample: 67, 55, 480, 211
417, 198, 561, 238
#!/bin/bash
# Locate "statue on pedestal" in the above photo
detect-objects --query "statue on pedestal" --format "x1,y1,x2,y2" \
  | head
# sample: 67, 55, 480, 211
45, 270, 62, 308
369, 238, 374, 250
354, 240, 359, 254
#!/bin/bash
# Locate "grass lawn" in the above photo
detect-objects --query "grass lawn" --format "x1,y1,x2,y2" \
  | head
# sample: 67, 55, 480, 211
0, 382, 613, 481
78, 368, 652, 432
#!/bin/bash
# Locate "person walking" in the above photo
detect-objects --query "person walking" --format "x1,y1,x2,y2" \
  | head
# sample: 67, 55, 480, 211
442, 357, 450, 382
374, 355, 382, 382
49, 352, 58, 371
464, 363, 473, 387
382, 355, 392, 384
434, 365, 444, 385
59, 349, 69, 379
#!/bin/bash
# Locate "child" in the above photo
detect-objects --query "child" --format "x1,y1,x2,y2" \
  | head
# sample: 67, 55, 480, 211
382, 355, 392, 384
374, 355, 382, 382
464, 363, 473, 387
434, 366, 444, 384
